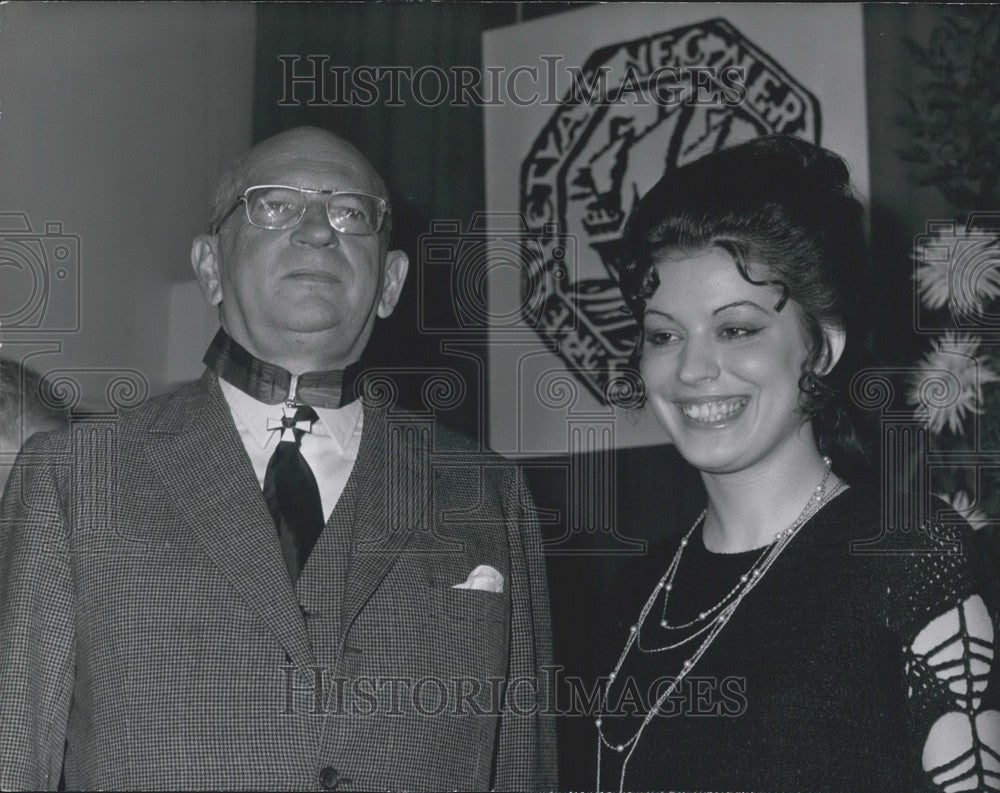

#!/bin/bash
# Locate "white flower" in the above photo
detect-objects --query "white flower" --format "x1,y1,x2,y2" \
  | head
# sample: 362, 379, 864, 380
914, 231, 954, 310
938, 490, 992, 531
907, 331, 1000, 435
913, 227, 1000, 315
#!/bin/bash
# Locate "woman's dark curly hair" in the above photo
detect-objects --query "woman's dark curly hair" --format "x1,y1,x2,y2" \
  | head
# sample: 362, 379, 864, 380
618, 134, 876, 483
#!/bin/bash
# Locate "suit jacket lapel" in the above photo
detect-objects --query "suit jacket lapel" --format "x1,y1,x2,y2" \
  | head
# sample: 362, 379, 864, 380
340, 404, 430, 637
145, 371, 315, 665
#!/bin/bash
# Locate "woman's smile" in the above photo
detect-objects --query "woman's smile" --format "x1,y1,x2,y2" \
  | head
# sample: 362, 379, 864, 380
676, 396, 750, 427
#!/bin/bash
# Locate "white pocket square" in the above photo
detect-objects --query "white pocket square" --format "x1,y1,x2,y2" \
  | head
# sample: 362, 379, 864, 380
452, 564, 504, 593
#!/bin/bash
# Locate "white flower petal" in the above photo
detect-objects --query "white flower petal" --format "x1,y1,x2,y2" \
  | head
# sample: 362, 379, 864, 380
914, 228, 1000, 316
907, 332, 999, 436
938, 491, 993, 531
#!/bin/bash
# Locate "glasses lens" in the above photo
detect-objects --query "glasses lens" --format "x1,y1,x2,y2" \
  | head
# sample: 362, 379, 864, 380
328, 193, 385, 235
245, 186, 305, 229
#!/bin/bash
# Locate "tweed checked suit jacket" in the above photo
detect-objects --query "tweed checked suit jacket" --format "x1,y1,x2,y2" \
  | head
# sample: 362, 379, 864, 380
0, 371, 556, 792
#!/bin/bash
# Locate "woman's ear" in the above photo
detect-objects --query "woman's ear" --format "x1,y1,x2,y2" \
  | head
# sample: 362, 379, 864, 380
820, 325, 847, 374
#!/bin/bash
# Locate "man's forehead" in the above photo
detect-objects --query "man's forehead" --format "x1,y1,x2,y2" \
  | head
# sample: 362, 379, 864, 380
245, 140, 380, 194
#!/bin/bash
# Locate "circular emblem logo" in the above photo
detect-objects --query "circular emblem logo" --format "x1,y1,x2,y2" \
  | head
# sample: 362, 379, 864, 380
520, 18, 820, 405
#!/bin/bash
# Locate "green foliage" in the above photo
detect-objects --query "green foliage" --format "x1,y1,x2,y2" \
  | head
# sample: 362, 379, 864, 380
898, 8, 1000, 209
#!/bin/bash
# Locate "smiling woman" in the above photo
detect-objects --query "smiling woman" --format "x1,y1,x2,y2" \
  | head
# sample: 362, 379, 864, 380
638, 248, 835, 493
595, 135, 1000, 793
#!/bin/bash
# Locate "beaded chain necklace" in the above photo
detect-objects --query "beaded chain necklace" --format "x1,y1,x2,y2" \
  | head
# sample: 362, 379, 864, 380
596, 457, 845, 793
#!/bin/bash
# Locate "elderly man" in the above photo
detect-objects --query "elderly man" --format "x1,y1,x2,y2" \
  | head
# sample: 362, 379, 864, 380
0, 127, 555, 792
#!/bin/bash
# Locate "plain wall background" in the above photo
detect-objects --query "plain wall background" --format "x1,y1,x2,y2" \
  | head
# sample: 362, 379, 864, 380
0, 1, 255, 402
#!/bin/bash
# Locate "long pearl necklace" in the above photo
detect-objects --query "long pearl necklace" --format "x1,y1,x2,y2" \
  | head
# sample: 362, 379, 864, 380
596, 457, 843, 792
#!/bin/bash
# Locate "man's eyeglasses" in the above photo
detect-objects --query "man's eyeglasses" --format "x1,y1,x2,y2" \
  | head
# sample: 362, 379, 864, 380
213, 185, 388, 236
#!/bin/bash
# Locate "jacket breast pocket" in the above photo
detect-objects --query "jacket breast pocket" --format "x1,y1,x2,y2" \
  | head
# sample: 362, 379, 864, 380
429, 584, 509, 625
426, 584, 510, 682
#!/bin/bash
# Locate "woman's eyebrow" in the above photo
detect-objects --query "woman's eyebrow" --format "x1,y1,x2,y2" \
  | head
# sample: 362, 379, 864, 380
713, 300, 770, 316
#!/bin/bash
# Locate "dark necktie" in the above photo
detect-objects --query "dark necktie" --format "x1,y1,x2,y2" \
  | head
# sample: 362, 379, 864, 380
263, 405, 324, 583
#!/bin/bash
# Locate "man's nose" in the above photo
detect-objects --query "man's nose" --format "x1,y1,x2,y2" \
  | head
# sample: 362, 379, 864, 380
676, 336, 721, 385
291, 201, 339, 246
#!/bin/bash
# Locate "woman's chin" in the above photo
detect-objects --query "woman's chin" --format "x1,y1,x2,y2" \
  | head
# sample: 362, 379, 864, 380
666, 425, 749, 473
672, 445, 745, 475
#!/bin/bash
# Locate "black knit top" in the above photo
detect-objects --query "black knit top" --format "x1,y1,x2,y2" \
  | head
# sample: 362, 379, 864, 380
597, 485, 1000, 792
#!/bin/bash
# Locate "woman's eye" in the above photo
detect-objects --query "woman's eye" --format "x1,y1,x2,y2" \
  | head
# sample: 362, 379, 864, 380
719, 325, 760, 340
644, 330, 677, 346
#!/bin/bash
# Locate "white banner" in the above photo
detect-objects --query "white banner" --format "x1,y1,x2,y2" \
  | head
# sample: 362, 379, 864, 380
484, 3, 868, 455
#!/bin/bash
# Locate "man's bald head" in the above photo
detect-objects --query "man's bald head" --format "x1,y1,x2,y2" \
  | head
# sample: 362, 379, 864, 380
210, 126, 392, 244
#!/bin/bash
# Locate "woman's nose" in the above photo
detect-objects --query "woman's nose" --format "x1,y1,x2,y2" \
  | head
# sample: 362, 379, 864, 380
676, 336, 720, 385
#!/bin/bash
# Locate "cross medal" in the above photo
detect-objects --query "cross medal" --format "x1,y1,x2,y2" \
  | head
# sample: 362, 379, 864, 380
265, 377, 314, 441
266, 405, 315, 442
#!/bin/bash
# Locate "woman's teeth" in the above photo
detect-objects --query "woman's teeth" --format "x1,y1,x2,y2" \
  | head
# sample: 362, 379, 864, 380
681, 398, 748, 423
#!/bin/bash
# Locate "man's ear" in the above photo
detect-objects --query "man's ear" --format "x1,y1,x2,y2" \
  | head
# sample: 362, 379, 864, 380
191, 234, 223, 307
377, 249, 409, 319
820, 324, 847, 375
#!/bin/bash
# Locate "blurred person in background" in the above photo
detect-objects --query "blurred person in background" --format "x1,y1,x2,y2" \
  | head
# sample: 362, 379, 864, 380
0, 358, 68, 496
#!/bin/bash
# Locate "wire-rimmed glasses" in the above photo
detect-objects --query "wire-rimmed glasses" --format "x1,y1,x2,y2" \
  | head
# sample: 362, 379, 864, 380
213, 185, 388, 236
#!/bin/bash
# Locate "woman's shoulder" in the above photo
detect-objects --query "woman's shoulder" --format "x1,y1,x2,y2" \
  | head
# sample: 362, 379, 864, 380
825, 484, 999, 636
811, 482, 986, 555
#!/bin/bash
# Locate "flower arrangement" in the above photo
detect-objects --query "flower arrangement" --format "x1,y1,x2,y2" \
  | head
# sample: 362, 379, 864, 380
909, 229, 1000, 532
900, 7, 1000, 540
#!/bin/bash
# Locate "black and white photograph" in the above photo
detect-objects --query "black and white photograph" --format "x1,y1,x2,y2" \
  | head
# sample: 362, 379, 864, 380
2, 3, 999, 791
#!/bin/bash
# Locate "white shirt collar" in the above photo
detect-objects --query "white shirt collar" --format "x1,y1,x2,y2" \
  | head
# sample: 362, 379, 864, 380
218, 377, 363, 451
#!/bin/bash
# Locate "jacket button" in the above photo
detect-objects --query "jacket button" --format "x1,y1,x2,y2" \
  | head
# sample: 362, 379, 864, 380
318, 766, 340, 790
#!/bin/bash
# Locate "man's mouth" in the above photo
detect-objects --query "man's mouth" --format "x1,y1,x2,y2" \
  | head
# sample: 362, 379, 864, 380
286, 269, 337, 282
678, 397, 749, 424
